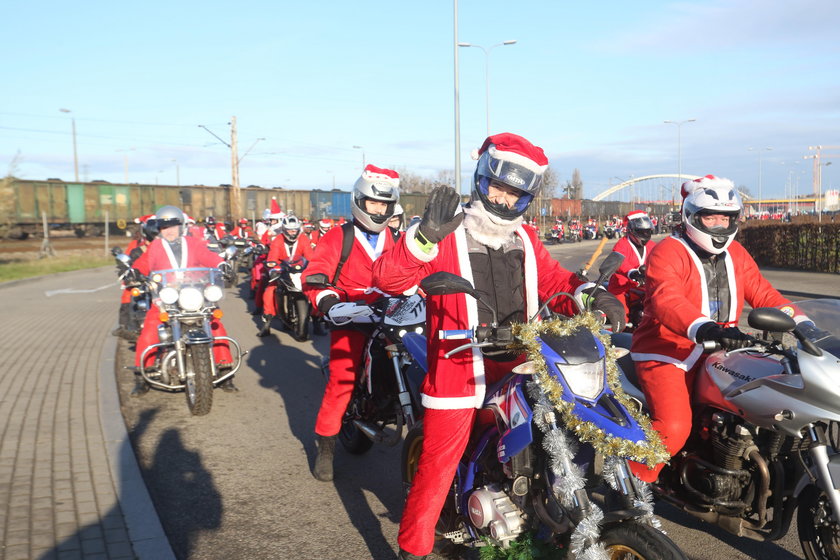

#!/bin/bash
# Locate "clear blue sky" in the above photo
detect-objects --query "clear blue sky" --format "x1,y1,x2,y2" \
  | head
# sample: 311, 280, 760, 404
3, 0, 838, 203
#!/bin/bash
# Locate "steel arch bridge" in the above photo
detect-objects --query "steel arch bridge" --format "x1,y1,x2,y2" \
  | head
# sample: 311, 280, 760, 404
592, 174, 755, 202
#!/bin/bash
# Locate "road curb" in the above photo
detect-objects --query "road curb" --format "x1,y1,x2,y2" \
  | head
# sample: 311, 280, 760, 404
99, 325, 177, 560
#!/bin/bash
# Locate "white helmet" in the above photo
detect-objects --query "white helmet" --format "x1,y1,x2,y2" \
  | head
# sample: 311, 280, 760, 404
681, 175, 742, 254
351, 164, 400, 232
281, 215, 301, 242
155, 205, 185, 235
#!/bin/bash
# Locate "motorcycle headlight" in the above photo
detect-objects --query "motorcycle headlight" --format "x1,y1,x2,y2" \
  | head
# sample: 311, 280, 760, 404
159, 286, 179, 305
178, 287, 204, 311
204, 284, 224, 303
556, 360, 604, 400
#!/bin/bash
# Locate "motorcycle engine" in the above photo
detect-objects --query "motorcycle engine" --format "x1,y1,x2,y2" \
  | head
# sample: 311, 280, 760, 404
685, 412, 753, 505
467, 484, 526, 546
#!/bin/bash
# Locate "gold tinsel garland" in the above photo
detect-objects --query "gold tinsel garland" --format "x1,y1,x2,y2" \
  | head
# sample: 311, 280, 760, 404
511, 313, 670, 467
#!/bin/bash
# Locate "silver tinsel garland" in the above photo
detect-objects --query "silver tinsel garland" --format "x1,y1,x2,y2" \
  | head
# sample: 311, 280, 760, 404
528, 380, 610, 560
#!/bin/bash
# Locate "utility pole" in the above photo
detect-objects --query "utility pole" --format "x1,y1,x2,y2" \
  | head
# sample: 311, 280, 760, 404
230, 116, 241, 221
805, 145, 840, 222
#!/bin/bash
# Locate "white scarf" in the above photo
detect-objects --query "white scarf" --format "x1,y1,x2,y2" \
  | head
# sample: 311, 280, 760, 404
462, 199, 523, 250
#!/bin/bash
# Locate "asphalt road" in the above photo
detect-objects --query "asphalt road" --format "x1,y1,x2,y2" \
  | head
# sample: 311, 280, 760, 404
114, 234, 838, 560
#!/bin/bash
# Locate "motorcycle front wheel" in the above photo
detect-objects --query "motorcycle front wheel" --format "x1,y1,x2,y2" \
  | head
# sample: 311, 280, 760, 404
798, 484, 840, 560
185, 343, 214, 416
600, 523, 687, 560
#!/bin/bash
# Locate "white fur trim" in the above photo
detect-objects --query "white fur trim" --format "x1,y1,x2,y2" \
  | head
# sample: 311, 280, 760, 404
516, 227, 539, 319
354, 226, 386, 260
404, 223, 438, 263
421, 393, 479, 410
631, 345, 704, 372
315, 290, 339, 306
683, 175, 735, 196
486, 145, 548, 174
688, 318, 712, 341
454, 227, 486, 408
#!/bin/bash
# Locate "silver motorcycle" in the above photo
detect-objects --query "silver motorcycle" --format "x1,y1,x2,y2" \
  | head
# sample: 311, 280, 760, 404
616, 299, 840, 560
139, 267, 245, 416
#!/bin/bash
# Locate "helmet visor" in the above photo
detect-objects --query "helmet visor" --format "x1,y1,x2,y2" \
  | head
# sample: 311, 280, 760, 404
628, 215, 653, 231
477, 175, 534, 216
477, 154, 542, 195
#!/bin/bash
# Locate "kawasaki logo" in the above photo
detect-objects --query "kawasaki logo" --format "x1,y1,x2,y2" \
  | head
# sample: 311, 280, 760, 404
712, 361, 754, 383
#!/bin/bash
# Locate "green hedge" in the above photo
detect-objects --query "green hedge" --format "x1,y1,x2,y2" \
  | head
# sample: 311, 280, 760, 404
739, 221, 840, 272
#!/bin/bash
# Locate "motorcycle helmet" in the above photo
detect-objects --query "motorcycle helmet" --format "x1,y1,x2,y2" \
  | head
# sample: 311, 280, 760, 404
681, 175, 742, 254
137, 214, 158, 242
205, 215, 215, 225
156, 205, 185, 235
351, 164, 400, 232
623, 210, 654, 246
471, 133, 548, 222
239, 218, 248, 226
388, 203, 405, 231
281, 215, 301, 243
318, 218, 333, 233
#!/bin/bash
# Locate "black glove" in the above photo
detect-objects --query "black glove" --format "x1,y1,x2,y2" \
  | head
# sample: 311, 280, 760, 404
696, 322, 754, 351
418, 185, 464, 244
628, 267, 646, 287
586, 287, 626, 333
317, 295, 340, 315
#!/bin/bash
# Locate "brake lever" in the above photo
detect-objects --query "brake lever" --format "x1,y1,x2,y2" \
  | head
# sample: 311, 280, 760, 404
444, 341, 496, 359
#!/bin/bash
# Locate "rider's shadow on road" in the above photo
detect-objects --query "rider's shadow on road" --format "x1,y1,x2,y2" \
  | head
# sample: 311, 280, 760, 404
248, 330, 406, 559
134, 409, 223, 559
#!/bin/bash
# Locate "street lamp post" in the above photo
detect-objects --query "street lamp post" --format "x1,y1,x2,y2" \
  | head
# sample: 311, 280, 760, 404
59, 108, 79, 182
664, 119, 696, 208
748, 147, 772, 216
352, 145, 366, 168
458, 40, 517, 137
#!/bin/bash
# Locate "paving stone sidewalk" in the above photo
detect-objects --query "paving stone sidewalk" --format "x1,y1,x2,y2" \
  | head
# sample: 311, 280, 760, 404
0, 267, 173, 560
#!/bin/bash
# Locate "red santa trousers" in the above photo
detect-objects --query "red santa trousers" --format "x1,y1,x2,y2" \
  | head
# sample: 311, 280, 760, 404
628, 359, 703, 482
397, 359, 511, 556
314, 329, 368, 437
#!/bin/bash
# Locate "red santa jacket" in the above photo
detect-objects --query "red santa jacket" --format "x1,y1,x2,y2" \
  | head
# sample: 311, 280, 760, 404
372, 223, 588, 410
133, 235, 223, 275
607, 236, 656, 298
303, 224, 398, 308
630, 235, 791, 370
267, 234, 313, 263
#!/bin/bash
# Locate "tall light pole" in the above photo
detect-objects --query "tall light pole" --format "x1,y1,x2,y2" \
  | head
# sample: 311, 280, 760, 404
748, 146, 772, 216
352, 145, 366, 168
116, 148, 134, 183
458, 39, 517, 137
453, 0, 462, 193
59, 108, 79, 182
663, 119, 696, 208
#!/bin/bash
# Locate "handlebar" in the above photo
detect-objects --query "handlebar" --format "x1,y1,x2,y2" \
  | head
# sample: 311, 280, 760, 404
439, 329, 473, 340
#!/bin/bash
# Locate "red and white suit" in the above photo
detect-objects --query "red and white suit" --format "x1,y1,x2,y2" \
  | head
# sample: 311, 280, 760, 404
607, 236, 656, 322
628, 235, 793, 482
302, 224, 398, 437
133, 235, 233, 368
371, 223, 588, 556
262, 235, 313, 316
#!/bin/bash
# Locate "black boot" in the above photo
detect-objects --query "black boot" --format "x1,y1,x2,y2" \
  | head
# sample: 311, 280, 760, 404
130, 373, 150, 397
398, 549, 427, 560
313, 435, 336, 482
257, 314, 274, 337
220, 378, 239, 392
112, 303, 132, 338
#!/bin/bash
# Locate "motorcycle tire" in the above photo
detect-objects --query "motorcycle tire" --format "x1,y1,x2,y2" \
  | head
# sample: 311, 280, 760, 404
294, 297, 310, 342
599, 522, 688, 560
338, 406, 374, 455
185, 343, 214, 416
798, 484, 840, 560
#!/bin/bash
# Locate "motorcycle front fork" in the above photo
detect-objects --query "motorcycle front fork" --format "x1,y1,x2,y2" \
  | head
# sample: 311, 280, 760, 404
387, 346, 416, 430
807, 425, 840, 522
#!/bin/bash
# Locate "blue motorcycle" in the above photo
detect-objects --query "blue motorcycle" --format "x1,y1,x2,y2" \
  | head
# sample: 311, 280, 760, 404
399, 254, 687, 559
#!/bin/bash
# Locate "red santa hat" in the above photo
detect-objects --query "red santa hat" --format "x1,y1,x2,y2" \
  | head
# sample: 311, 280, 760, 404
623, 210, 649, 227
134, 214, 156, 224
269, 197, 284, 220
680, 174, 733, 198
360, 164, 400, 188
471, 132, 549, 175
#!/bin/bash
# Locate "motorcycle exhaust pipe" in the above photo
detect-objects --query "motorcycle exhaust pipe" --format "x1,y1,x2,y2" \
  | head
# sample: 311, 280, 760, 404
353, 419, 402, 447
